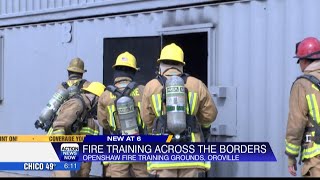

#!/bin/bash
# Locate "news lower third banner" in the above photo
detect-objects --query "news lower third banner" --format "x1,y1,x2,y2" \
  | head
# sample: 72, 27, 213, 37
0, 135, 276, 171
0, 162, 81, 171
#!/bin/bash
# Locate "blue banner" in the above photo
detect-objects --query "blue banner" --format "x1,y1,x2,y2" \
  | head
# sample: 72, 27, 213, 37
0, 162, 81, 171
52, 136, 277, 162
83, 135, 169, 143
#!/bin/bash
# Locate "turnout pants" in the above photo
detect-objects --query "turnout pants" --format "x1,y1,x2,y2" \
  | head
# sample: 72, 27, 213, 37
152, 168, 205, 178
51, 162, 92, 177
104, 164, 111, 177
109, 163, 148, 177
302, 155, 320, 177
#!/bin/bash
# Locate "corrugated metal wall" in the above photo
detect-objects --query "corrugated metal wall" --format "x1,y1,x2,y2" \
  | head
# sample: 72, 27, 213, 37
0, 0, 122, 15
0, 0, 215, 26
1, 0, 320, 177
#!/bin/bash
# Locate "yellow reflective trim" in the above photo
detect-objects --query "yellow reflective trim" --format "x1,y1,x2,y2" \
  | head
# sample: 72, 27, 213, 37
191, 93, 197, 115
47, 127, 53, 135
80, 127, 99, 135
191, 133, 195, 142
312, 84, 320, 91
285, 140, 300, 150
302, 142, 320, 160
311, 94, 320, 125
187, 92, 198, 115
156, 94, 162, 116
147, 162, 151, 171
104, 160, 139, 164
306, 95, 314, 118
130, 88, 140, 97
67, 82, 73, 87
202, 123, 211, 128
80, 127, 93, 130
137, 102, 141, 125
300, 129, 320, 160
136, 101, 145, 128
107, 105, 116, 131
148, 162, 210, 170
80, 131, 94, 135
151, 95, 158, 117
52, 129, 65, 135
285, 141, 300, 156
111, 105, 117, 130
109, 162, 134, 164
151, 94, 161, 117
111, 105, 116, 130
110, 92, 116, 99
67, 79, 80, 87
187, 92, 191, 114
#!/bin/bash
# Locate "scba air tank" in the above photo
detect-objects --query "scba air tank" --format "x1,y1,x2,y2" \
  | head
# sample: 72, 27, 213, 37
67, 85, 80, 97
165, 75, 186, 139
35, 88, 69, 130
116, 96, 139, 135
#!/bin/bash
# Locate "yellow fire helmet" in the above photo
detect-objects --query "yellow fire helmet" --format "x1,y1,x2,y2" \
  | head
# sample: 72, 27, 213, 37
82, 82, 106, 97
157, 43, 185, 65
67, 57, 87, 73
112, 51, 139, 71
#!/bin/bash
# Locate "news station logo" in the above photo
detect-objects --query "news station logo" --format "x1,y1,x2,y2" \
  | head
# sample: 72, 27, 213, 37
60, 143, 79, 161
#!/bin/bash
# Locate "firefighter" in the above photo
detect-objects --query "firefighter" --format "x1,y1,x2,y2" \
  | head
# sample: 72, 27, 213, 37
50, 81, 105, 177
97, 51, 148, 177
285, 37, 320, 177
57, 57, 90, 90
46, 58, 101, 177
141, 43, 218, 177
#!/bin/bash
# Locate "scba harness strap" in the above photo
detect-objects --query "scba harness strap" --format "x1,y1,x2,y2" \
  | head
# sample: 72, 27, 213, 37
153, 73, 201, 142
106, 81, 145, 135
107, 81, 138, 99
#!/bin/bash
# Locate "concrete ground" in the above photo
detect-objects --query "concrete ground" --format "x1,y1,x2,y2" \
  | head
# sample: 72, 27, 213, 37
0, 171, 101, 177
0, 171, 35, 177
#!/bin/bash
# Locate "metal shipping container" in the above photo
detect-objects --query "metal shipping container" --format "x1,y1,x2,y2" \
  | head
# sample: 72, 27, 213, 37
0, 0, 317, 177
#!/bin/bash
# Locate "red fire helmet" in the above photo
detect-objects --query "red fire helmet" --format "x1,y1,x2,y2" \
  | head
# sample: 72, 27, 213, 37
294, 37, 320, 63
